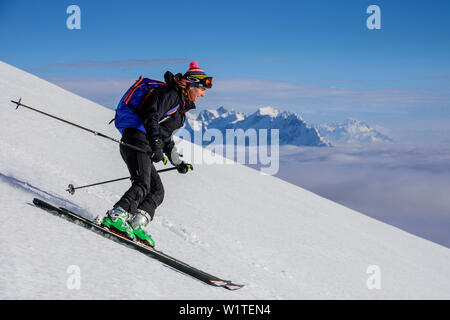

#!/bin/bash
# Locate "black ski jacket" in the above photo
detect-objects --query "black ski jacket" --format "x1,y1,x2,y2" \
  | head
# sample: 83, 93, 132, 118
121, 71, 195, 154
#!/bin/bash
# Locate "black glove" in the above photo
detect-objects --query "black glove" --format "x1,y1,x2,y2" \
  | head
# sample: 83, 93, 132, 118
150, 138, 164, 163
176, 161, 193, 174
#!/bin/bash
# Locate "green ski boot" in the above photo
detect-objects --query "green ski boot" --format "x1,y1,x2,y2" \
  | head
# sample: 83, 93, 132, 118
129, 209, 155, 247
102, 206, 136, 241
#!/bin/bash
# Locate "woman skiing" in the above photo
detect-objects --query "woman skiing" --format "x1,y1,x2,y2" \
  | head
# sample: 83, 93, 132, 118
102, 62, 212, 247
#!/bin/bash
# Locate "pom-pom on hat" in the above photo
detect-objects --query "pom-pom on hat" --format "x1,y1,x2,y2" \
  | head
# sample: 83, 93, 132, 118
184, 61, 206, 78
183, 61, 213, 88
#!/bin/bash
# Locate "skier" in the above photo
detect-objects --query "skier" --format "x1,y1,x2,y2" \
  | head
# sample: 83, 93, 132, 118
102, 62, 213, 247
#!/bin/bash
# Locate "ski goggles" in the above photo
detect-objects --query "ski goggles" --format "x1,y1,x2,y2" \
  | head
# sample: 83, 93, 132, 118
185, 76, 213, 89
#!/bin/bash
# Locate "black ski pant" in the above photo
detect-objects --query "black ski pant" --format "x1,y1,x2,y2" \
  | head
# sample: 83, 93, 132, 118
114, 136, 164, 220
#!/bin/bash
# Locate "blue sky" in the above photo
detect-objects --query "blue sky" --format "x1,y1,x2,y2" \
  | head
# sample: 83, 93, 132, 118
1, 0, 450, 142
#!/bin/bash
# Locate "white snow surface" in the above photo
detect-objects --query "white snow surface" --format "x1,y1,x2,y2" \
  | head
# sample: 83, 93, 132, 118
1, 61, 450, 299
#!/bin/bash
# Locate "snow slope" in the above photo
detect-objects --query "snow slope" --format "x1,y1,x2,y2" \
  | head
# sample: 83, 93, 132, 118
1, 61, 450, 299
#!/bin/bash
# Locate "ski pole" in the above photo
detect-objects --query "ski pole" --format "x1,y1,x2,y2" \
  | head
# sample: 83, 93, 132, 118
10, 98, 149, 154
66, 166, 179, 195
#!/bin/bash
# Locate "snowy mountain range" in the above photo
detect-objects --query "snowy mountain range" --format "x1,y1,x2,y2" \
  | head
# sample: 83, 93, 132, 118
1, 60, 450, 299
183, 106, 391, 147
184, 106, 329, 147
317, 118, 392, 144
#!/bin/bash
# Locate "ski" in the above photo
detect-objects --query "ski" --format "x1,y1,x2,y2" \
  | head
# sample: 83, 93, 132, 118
32, 198, 244, 291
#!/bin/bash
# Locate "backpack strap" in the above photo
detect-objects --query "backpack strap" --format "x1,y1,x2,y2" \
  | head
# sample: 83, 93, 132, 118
108, 76, 143, 125
134, 87, 155, 113
123, 76, 144, 105
108, 117, 115, 125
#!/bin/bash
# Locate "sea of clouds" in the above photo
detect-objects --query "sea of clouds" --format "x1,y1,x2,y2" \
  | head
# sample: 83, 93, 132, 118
269, 142, 450, 249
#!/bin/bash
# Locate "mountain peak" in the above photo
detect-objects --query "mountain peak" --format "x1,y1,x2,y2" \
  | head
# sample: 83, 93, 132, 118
317, 118, 392, 144
216, 106, 228, 115
257, 106, 280, 117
